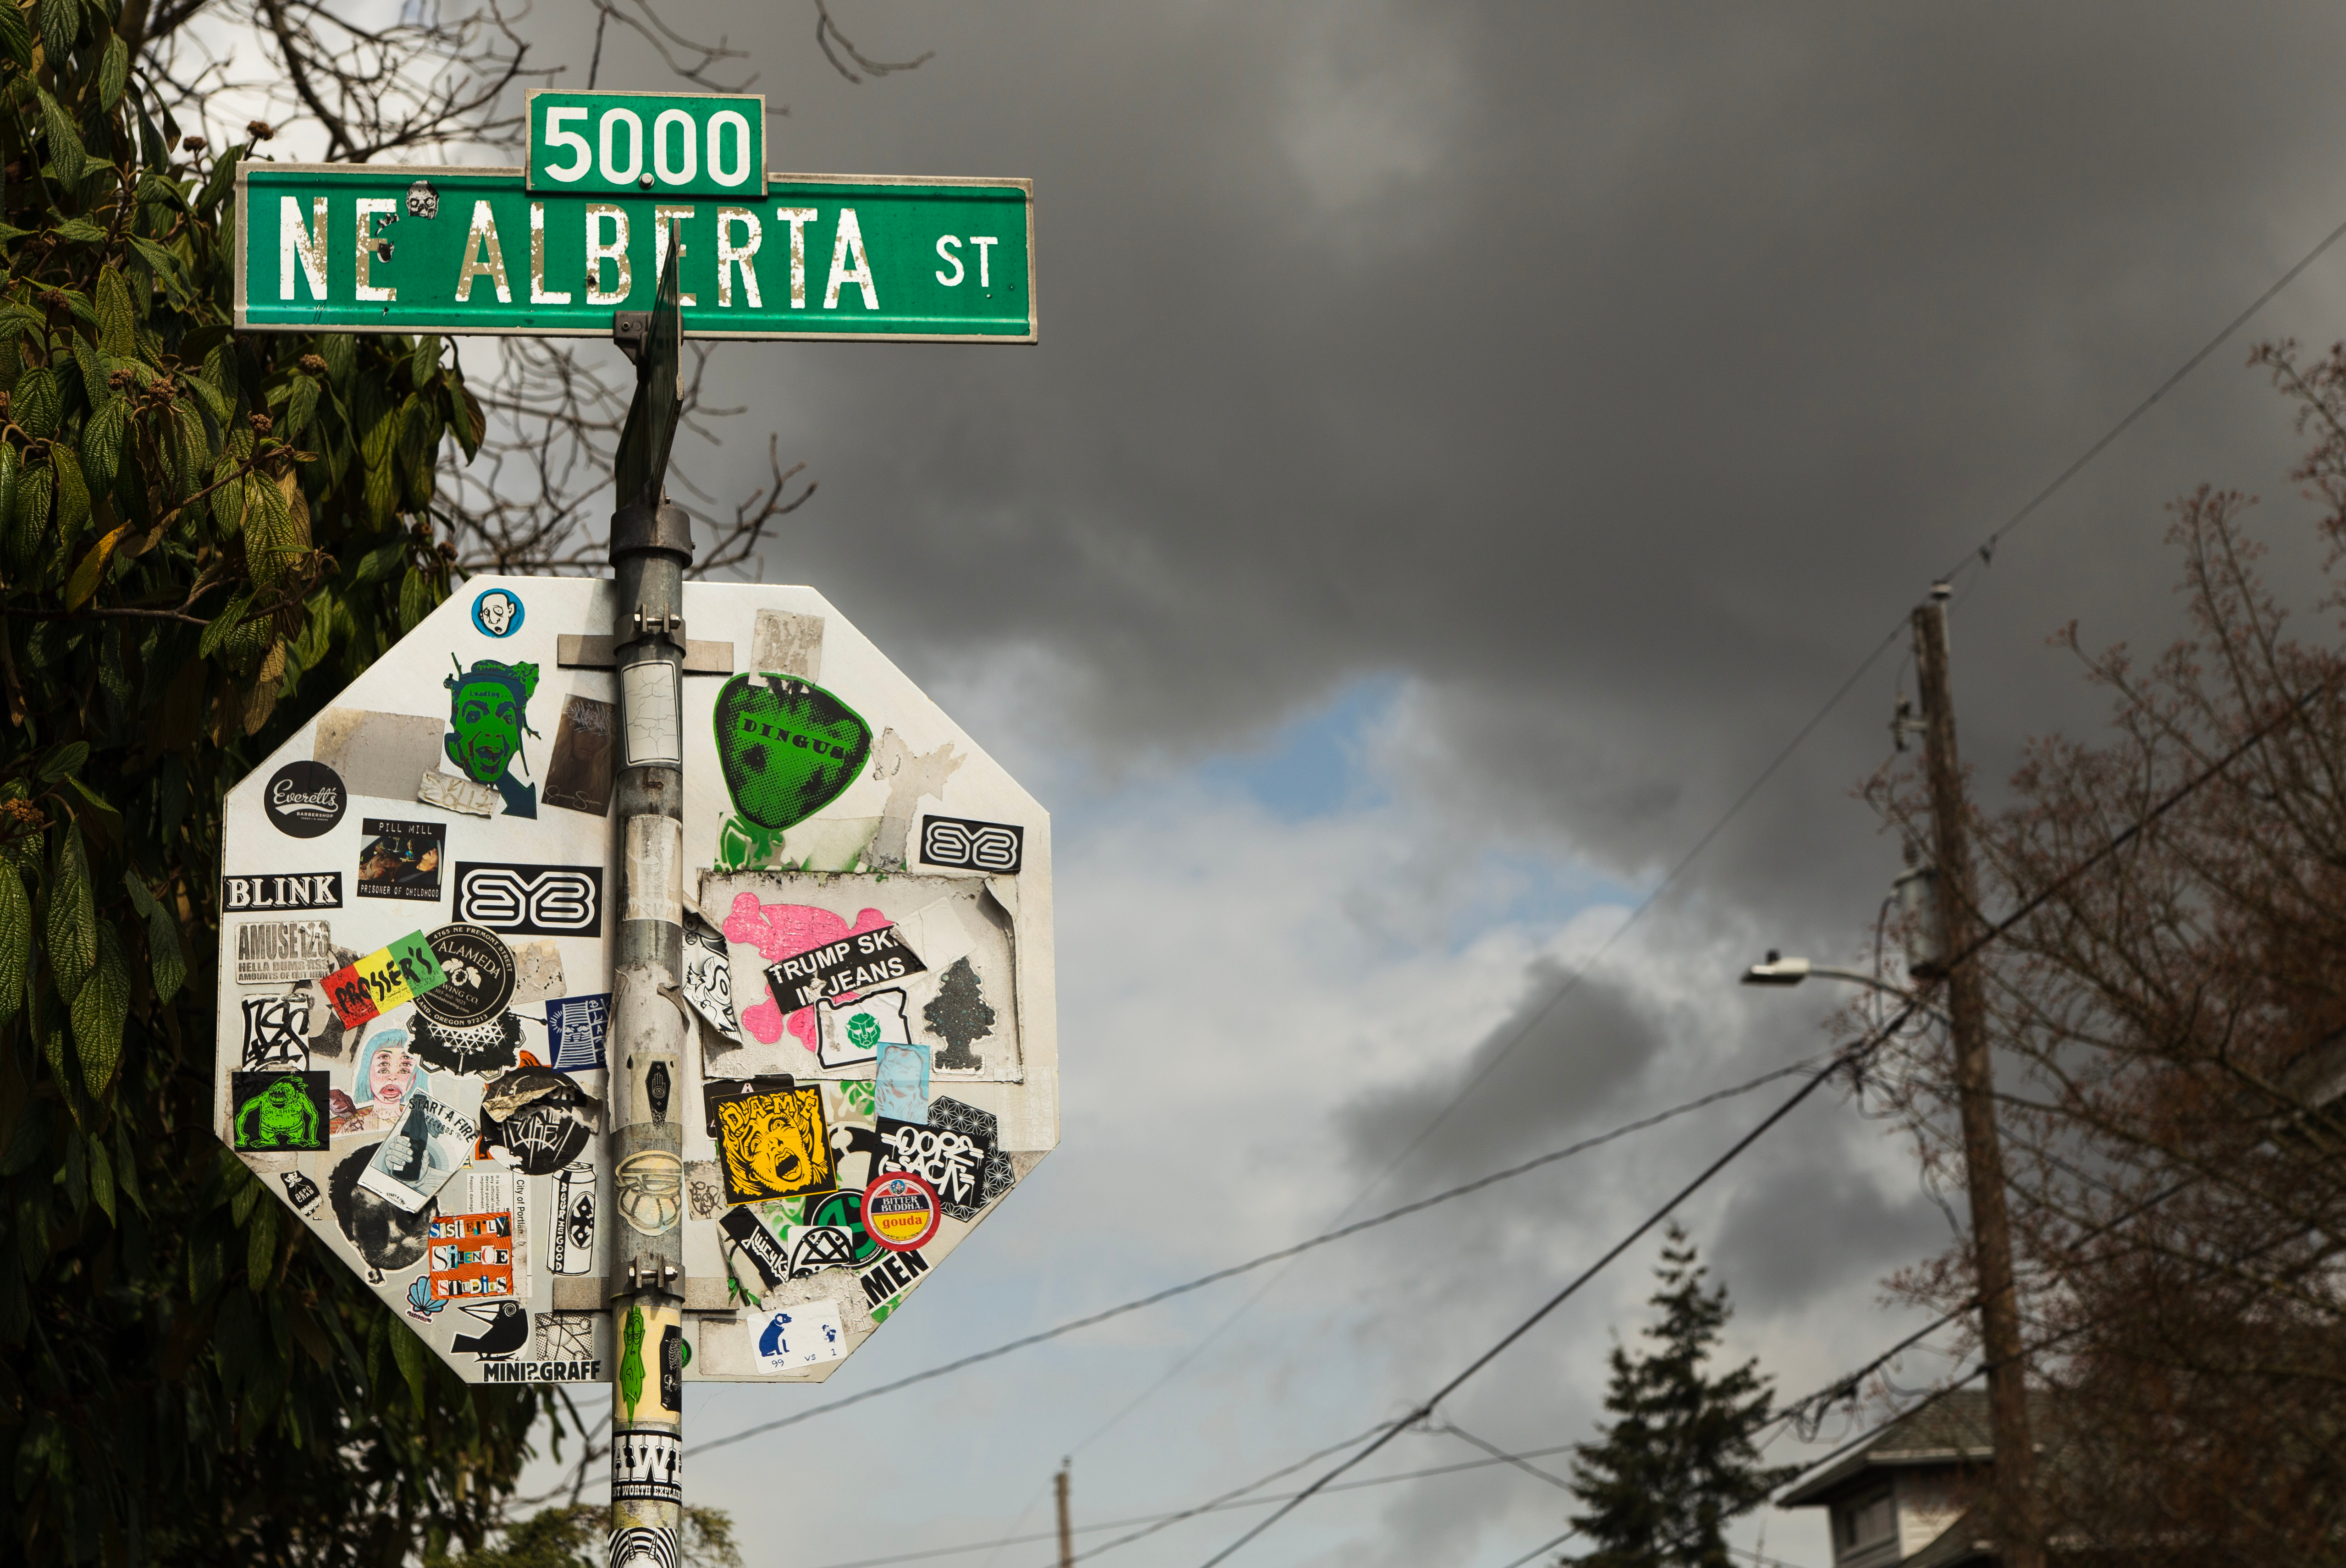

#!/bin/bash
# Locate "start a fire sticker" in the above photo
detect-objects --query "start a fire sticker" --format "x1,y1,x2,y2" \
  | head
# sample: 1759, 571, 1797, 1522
863, 1172, 941, 1252
322, 930, 449, 1027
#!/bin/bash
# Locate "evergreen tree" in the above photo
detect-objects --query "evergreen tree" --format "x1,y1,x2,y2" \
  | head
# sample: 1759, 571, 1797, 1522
1566, 1227, 1798, 1568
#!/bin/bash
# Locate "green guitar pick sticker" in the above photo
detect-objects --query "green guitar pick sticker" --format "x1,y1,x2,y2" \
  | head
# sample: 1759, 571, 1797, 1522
712, 674, 873, 834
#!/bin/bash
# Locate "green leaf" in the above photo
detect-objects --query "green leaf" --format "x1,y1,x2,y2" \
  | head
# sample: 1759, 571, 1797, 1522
36, 740, 86, 781
84, 1131, 114, 1224
199, 590, 253, 659
245, 1196, 277, 1287
409, 334, 440, 388
71, 922, 127, 1100
49, 218, 102, 248
51, 444, 87, 550
348, 539, 405, 587
6, 448, 45, 580
45, 823, 93, 1000
62, 522, 126, 610
96, 31, 126, 110
286, 375, 318, 441
94, 266, 133, 358
123, 869, 185, 1005
319, 334, 355, 386
194, 150, 238, 218
70, 337, 104, 409
13, 364, 58, 440
0, 864, 26, 1027
397, 567, 434, 632
389, 1318, 428, 1417
34, 0, 74, 71
79, 391, 123, 495
0, 2, 31, 71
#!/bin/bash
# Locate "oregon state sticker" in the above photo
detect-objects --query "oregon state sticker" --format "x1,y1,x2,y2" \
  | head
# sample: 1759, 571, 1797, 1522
863, 1172, 941, 1252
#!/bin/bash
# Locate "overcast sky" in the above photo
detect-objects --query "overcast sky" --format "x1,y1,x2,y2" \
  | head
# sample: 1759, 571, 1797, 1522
235, 4, 2346, 1565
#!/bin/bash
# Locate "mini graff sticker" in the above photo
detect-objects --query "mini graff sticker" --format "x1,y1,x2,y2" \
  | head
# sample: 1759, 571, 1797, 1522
862, 1172, 940, 1251
546, 992, 611, 1071
919, 814, 1026, 874
232, 1071, 330, 1150
357, 818, 447, 902
322, 930, 449, 1028
223, 871, 343, 910
753, 1299, 845, 1370
766, 924, 927, 1012
415, 923, 518, 1029
614, 1148, 684, 1235
444, 657, 542, 819
711, 673, 873, 869
454, 862, 603, 934
471, 586, 524, 638
264, 760, 346, 838
234, 919, 337, 985
711, 1084, 835, 1204
543, 693, 617, 816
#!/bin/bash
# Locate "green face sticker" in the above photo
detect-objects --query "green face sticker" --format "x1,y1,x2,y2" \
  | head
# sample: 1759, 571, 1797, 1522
847, 1011, 883, 1051
443, 658, 541, 817
712, 675, 872, 861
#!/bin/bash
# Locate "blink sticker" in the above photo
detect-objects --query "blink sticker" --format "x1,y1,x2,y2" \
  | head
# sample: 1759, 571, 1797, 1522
223, 872, 342, 911
919, 815, 1026, 874
453, 862, 602, 935
234, 920, 336, 985
357, 819, 446, 902
471, 587, 524, 638
765, 925, 927, 1012
264, 760, 346, 838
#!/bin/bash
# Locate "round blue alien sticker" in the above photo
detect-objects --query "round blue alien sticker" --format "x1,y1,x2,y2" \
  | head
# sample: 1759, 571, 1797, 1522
471, 587, 524, 638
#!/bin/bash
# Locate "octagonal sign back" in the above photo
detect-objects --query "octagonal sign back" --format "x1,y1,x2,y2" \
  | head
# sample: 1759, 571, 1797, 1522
214, 578, 1058, 1384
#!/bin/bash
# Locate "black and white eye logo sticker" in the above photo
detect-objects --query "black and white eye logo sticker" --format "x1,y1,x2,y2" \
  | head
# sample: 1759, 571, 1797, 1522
919, 815, 1024, 875
453, 863, 603, 935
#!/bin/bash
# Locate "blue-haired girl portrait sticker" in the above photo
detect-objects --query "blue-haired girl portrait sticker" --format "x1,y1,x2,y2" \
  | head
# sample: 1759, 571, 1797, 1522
472, 588, 524, 638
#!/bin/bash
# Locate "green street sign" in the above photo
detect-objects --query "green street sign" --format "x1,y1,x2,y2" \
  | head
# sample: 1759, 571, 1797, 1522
233, 163, 1036, 342
525, 89, 767, 199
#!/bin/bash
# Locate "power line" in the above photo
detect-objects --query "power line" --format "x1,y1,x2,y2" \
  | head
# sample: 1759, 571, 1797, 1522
1942, 208, 2346, 585
684, 1053, 1825, 1457
1192, 1014, 1907, 1568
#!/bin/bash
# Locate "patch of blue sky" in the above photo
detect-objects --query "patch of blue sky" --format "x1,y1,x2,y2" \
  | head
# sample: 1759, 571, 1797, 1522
1187, 673, 1402, 821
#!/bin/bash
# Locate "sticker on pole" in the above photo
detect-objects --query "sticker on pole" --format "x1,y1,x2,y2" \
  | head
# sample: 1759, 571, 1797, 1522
863, 1172, 940, 1251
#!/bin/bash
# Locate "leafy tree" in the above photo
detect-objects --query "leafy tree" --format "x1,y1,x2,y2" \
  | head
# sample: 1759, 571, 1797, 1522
428, 1504, 742, 1568
0, 3, 572, 1563
1567, 1228, 1796, 1568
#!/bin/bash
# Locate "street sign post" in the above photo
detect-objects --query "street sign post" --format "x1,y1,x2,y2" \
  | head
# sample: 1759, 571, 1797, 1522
215, 120, 1050, 1568
235, 163, 1035, 341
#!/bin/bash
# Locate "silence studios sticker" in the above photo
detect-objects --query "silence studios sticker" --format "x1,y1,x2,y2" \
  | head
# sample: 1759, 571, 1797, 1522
265, 760, 346, 837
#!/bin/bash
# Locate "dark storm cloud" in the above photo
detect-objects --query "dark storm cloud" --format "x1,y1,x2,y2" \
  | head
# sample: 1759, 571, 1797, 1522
679, 0, 2346, 891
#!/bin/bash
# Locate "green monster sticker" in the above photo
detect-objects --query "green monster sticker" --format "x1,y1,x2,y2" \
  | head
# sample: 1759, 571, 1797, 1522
620, 1304, 646, 1419
444, 657, 541, 819
712, 673, 872, 869
231, 1070, 328, 1150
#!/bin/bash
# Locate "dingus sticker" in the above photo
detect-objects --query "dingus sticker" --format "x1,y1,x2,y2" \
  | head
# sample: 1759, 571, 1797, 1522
863, 1172, 940, 1251
471, 587, 524, 638
711, 673, 873, 869
443, 657, 541, 819
264, 760, 346, 838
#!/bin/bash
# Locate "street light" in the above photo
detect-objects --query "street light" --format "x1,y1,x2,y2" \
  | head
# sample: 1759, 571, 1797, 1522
1740, 950, 1918, 1001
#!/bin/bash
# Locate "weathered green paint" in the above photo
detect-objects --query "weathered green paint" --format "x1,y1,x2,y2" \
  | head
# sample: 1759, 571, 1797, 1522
235, 164, 1036, 342
525, 89, 767, 200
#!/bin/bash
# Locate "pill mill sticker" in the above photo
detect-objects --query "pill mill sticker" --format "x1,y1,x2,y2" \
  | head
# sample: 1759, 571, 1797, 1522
863, 1172, 940, 1252
234, 920, 337, 985
265, 760, 346, 838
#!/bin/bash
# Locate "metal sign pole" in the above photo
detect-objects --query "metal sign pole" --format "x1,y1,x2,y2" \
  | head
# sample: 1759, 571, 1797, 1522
607, 254, 693, 1568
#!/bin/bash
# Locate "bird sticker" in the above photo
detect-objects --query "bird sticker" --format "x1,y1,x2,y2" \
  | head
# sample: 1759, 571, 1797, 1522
452, 1299, 528, 1360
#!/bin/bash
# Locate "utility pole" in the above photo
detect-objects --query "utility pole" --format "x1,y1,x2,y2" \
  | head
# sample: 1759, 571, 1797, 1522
1056, 1461, 1075, 1568
1911, 582, 2042, 1568
607, 253, 694, 1568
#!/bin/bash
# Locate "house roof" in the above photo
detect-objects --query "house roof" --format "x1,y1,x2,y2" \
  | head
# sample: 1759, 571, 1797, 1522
1898, 1510, 1996, 1568
1777, 1390, 1997, 1507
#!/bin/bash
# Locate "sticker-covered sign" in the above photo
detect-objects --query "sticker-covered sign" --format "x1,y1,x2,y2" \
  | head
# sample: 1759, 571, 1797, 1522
213, 578, 1058, 1386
